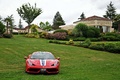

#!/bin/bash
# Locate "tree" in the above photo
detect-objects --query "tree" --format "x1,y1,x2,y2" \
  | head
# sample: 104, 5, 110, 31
17, 3, 42, 33
113, 14, 120, 31
0, 21, 5, 36
0, 16, 2, 21
78, 12, 85, 20
72, 23, 88, 37
103, 1, 116, 21
39, 22, 45, 29
30, 24, 39, 33
52, 11, 65, 29
18, 19, 23, 29
44, 21, 52, 31
86, 27, 100, 38
4, 15, 14, 34
39, 21, 52, 31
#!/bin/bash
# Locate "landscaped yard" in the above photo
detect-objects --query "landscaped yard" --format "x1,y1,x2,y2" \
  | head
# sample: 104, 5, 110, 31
0, 35, 120, 80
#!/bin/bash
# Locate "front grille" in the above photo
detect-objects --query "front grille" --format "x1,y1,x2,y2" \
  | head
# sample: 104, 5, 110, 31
47, 68, 58, 72
29, 68, 40, 72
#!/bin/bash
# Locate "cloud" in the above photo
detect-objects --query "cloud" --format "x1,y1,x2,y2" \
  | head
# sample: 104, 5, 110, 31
0, 0, 120, 27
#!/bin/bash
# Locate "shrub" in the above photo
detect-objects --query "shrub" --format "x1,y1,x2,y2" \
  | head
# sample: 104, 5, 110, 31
66, 39, 74, 45
30, 24, 39, 33
73, 37, 86, 41
58, 41, 66, 44
0, 21, 5, 37
72, 28, 83, 37
90, 27, 100, 37
84, 38, 91, 45
89, 43, 104, 51
89, 38, 101, 41
25, 33, 34, 38
67, 29, 73, 36
89, 43, 120, 53
72, 23, 88, 37
49, 40, 66, 44
80, 38, 91, 48
54, 29, 68, 34
86, 27, 100, 38
117, 35, 120, 40
3, 34, 13, 38
104, 43, 120, 53
73, 42, 81, 47
25, 33, 39, 38
102, 36, 117, 41
80, 43, 90, 48
45, 33, 54, 39
100, 32, 120, 41
86, 29, 95, 38
105, 32, 118, 36
39, 32, 47, 38
34, 34, 39, 38
53, 32, 67, 40
49, 40, 59, 43
45, 32, 67, 40
49, 40, 53, 43
0, 35, 2, 38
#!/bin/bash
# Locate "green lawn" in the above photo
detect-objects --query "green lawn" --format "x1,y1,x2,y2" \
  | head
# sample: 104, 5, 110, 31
0, 35, 120, 80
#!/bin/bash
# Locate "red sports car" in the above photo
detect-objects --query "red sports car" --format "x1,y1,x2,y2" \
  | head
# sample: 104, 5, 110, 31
24, 51, 60, 74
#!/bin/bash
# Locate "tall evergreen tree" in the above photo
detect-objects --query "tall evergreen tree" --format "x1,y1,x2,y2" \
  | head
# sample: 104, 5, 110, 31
52, 11, 65, 29
78, 12, 85, 20
113, 14, 120, 31
103, 1, 116, 21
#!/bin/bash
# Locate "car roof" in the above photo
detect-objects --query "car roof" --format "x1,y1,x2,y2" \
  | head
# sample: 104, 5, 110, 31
32, 51, 52, 55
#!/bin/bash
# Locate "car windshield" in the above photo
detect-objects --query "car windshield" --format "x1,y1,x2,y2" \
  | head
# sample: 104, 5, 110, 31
30, 52, 55, 60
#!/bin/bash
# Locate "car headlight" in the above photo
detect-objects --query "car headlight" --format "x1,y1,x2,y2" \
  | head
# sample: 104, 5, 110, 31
27, 60, 35, 66
51, 61, 59, 66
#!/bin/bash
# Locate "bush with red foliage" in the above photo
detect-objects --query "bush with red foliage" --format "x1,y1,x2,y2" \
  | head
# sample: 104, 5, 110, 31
46, 32, 67, 40
53, 32, 67, 40
45, 33, 54, 39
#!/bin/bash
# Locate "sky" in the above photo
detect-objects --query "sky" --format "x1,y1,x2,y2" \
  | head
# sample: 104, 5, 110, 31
0, 0, 120, 27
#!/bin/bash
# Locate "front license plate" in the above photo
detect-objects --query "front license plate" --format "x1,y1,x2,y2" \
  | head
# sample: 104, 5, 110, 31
41, 69, 46, 72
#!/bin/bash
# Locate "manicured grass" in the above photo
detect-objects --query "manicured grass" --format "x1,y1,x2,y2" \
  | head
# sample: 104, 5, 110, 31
0, 35, 120, 80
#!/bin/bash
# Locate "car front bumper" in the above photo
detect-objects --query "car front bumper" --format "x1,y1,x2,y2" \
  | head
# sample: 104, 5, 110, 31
26, 66, 59, 74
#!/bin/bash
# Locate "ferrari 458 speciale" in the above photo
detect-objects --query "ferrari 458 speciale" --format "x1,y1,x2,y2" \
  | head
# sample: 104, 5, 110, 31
24, 51, 60, 74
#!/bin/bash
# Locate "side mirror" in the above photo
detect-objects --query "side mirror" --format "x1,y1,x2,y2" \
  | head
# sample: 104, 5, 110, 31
24, 56, 28, 59
57, 57, 60, 60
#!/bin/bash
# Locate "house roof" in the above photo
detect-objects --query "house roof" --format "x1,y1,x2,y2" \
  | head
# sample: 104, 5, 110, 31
13, 28, 26, 30
74, 15, 111, 23
24, 25, 42, 29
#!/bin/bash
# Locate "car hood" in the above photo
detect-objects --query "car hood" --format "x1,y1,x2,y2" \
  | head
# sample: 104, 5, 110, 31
27, 59, 59, 67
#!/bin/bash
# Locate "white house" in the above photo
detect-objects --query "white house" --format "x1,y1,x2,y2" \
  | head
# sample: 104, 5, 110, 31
60, 15, 114, 32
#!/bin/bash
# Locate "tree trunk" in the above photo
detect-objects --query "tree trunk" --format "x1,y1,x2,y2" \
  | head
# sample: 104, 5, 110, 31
6, 22, 9, 34
27, 24, 30, 33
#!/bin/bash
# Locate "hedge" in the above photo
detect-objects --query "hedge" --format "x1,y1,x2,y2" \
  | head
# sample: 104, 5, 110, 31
89, 43, 120, 53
